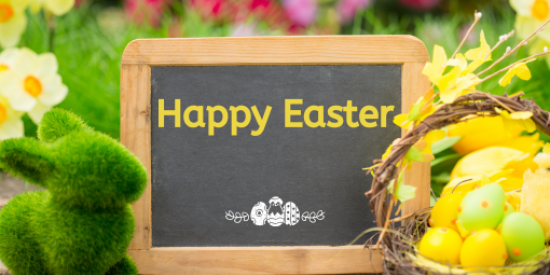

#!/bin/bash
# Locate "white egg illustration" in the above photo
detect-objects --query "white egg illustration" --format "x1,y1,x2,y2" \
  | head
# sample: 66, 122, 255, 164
284, 201, 300, 226
267, 196, 285, 227
250, 202, 267, 226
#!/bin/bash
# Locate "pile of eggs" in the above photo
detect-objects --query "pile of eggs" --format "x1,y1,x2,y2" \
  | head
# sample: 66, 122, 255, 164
419, 183, 546, 267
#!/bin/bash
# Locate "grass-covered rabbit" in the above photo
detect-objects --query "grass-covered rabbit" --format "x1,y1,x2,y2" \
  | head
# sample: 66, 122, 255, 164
0, 109, 147, 275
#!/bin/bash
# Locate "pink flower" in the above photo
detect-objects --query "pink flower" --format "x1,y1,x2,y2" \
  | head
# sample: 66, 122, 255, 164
75, 0, 88, 8
399, 0, 440, 11
336, 0, 371, 24
124, 0, 169, 27
282, 0, 317, 27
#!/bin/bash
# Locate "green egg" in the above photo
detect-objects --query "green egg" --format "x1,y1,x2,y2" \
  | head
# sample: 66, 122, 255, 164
501, 212, 545, 262
457, 183, 505, 231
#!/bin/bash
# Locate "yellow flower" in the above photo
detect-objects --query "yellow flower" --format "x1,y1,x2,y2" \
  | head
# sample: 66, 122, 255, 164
0, 0, 29, 48
465, 31, 492, 62
422, 45, 448, 84
498, 62, 533, 87
495, 107, 537, 133
442, 171, 510, 196
450, 146, 538, 192
0, 48, 17, 71
436, 66, 480, 103
511, 0, 550, 41
0, 96, 23, 140
0, 48, 68, 123
29, 0, 74, 16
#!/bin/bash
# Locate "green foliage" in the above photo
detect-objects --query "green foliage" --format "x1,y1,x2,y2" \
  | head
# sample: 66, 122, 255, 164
0, 109, 147, 275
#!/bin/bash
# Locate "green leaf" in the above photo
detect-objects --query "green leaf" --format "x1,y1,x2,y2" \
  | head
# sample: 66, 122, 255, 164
431, 136, 462, 155
406, 146, 426, 162
387, 173, 416, 202
431, 153, 463, 167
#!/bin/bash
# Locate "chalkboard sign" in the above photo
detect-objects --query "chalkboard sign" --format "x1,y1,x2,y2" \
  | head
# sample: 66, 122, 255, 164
121, 36, 430, 274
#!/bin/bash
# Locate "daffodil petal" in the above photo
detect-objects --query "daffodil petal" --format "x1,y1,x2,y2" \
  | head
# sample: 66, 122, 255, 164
39, 77, 68, 106
8, 91, 37, 112
29, 1, 43, 13
510, 0, 536, 16
0, 13, 26, 49
28, 101, 52, 124
0, 117, 24, 140
36, 53, 58, 79
514, 63, 532, 80
12, 48, 39, 77
45, 0, 75, 16
515, 15, 539, 40
11, 0, 31, 12
0, 70, 20, 97
510, 111, 533, 120
499, 69, 515, 87
0, 48, 18, 67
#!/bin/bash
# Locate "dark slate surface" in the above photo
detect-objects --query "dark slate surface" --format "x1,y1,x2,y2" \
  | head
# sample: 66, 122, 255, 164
151, 65, 401, 247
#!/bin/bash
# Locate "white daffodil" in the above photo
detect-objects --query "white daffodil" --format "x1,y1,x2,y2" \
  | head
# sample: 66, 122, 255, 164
0, 0, 29, 48
511, 0, 550, 41
0, 48, 68, 123
0, 47, 17, 72
29, 0, 74, 16
0, 96, 24, 140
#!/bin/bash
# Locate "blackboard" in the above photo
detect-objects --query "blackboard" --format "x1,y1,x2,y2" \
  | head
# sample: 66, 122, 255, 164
150, 65, 401, 247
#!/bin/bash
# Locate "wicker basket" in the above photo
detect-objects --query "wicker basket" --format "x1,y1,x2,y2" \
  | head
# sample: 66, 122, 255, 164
368, 92, 550, 275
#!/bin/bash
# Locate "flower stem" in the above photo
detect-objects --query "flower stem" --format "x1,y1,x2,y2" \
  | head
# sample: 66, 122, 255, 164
477, 18, 550, 77
45, 11, 56, 53
478, 51, 550, 84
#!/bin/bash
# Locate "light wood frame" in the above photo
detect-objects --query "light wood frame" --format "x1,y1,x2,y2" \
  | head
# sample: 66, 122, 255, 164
120, 36, 430, 275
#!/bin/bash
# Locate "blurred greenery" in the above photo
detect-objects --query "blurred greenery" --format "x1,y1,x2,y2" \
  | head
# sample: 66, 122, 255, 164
18, 2, 550, 197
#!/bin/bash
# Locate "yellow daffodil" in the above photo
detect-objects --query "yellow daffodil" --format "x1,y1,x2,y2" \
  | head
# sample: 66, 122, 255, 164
29, 0, 74, 16
495, 107, 537, 133
511, 0, 550, 41
0, 48, 17, 72
498, 62, 533, 87
447, 115, 542, 155
0, 48, 68, 123
0, 96, 23, 140
0, 0, 29, 48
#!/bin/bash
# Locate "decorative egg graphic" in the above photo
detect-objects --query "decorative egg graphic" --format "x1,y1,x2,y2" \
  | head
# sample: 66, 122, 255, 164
250, 202, 268, 226
284, 201, 300, 226
267, 196, 285, 227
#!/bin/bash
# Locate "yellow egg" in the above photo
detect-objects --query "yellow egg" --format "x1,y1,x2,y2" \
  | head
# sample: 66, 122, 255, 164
460, 229, 507, 267
430, 192, 465, 232
419, 227, 463, 265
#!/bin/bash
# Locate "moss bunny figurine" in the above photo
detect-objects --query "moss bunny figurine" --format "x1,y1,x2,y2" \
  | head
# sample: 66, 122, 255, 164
0, 109, 147, 275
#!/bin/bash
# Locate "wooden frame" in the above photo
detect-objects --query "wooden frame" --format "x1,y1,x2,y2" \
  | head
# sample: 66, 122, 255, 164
121, 36, 430, 275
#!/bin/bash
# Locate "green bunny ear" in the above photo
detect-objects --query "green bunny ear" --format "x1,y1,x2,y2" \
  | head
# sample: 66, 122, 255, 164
38, 108, 91, 143
0, 138, 54, 187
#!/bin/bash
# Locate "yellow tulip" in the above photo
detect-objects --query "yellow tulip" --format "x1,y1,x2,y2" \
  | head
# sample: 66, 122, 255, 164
448, 116, 524, 154
441, 171, 511, 196
449, 147, 538, 193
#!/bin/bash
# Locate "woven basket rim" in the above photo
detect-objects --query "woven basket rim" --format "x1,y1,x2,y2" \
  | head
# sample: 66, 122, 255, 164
367, 92, 550, 275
